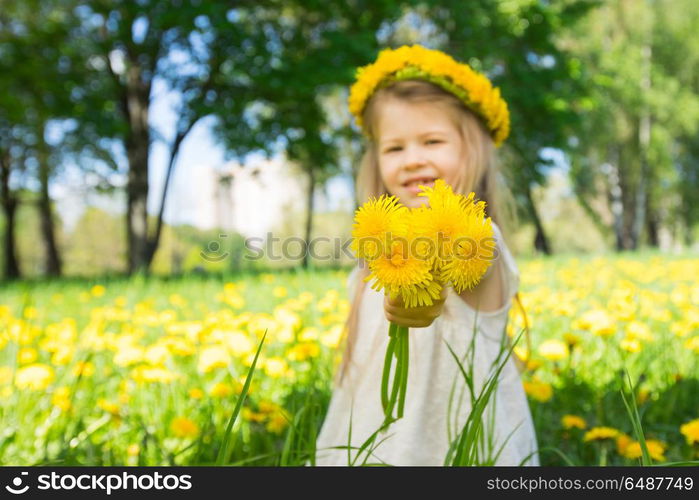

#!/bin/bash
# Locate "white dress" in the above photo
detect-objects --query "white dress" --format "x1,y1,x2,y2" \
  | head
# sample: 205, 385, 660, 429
314, 222, 540, 466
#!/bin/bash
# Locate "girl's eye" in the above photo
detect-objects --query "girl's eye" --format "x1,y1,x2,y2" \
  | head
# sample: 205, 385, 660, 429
426, 140, 442, 145
385, 146, 402, 153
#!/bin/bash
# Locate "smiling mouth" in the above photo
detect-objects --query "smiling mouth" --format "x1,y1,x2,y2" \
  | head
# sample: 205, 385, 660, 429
403, 177, 438, 189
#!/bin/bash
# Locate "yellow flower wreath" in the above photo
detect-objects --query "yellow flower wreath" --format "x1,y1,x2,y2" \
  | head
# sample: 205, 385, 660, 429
348, 44, 510, 147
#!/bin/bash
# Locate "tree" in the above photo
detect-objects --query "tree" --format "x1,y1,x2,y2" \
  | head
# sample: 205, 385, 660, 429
58, 0, 270, 274
212, 1, 407, 268
562, 0, 699, 250
426, 0, 600, 254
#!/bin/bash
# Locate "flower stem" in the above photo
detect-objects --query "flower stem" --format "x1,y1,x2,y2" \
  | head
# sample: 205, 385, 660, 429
397, 326, 409, 418
381, 332, 396, 412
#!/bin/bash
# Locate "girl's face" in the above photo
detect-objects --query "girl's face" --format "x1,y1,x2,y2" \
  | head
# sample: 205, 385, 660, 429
376, 98, 465, 208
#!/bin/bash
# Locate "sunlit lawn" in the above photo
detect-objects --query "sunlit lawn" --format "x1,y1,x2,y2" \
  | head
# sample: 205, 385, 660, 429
1, 250, 698, 465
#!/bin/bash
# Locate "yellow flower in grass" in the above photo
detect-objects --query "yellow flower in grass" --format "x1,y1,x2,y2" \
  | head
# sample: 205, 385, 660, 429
52, 386, 72, 412
72, 361, 95, 378
561, 415, 587, 430
563, 332, 581, 349
523, 379, 553, 402
584, 427, 620, 442
15, 364, 54, 390
538, 339, 568, 361
684, 337, 699, 354
264, 357, 289, 378
210, 382, 235, 398
616, 433, 633, 455
575, 309, 616, 336
189, 388, 204, 399
351, 194, 408, 260
680, 418, 699, 445
623, 440, 666, 461
197, 346, 230, 373
287, 342, 320, 362
171, 417, 199, 439
97, 398, 120, 416
266, 413, 289, 434
242, 407, 267, 423
18, 347, 38, 365
620, 337, 642, 353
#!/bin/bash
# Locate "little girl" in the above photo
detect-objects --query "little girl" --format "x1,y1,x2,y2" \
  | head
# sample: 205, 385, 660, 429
314, 45, 539, 466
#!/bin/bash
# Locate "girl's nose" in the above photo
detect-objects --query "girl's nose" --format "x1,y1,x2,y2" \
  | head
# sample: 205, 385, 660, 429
403, 144, 426, 169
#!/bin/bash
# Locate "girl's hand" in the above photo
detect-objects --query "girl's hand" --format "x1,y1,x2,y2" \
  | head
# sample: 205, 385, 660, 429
383, 286, 448, 328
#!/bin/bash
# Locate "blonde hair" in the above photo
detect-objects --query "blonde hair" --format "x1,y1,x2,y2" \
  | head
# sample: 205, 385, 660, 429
335, 79, 526, 388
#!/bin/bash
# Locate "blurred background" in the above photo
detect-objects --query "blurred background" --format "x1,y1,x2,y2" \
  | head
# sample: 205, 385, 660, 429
2, 0, 699, 467
1, 0, 697, 280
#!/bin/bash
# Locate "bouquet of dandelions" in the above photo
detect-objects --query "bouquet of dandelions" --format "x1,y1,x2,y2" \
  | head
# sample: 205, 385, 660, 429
351, 179, 495, 428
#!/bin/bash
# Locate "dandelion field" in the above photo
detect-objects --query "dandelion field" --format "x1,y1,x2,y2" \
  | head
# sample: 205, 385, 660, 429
1, 252, 698, 466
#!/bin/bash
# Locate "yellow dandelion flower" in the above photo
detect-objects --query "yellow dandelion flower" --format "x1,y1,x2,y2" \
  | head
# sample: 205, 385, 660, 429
525, 358, 542, 372
561, 415, 587, 430
563, 332, 581, 349
222, 331, 254, 357
171, 417, 199, 439
680, 418, 699, 445
616, 433, 633, 455
287, 342, 320, 362
684, 337, 699, 354
71, 361, 95, 378
523, 379, 553, 403
263, 357, 289, 378
585, 309, 617, 336
626, 321, 653, 341
620, 337, 642, 353
210, 382, 233, 398
15, 363, 54, 390
197, 346, 230, 373
189, 388, 204, 399
623, 439, 666, 462
91, 284, 106, 297
52, 386, 72, 412
18, 347, 38, 365
367, 241, 443, 307
538, 339, 569, 361
266, 413, 289, 434
351, 194, 408, 260
583, 427, 620, 442
97, 398, 120, 416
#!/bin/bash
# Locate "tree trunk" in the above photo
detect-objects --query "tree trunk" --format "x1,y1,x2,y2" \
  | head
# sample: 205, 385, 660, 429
0, 150, 20, 279
631, 43, 652, 251
38, 133, 62, 277
144, 120, 198, 271
524, 183, 551, 255
645, 197, 660, 248
125, 65, 151, 275
604, 147, 626, 251
301, 166, 315, 269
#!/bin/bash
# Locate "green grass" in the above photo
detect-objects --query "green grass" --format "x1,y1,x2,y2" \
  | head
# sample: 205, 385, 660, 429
0, 252, 697, 465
